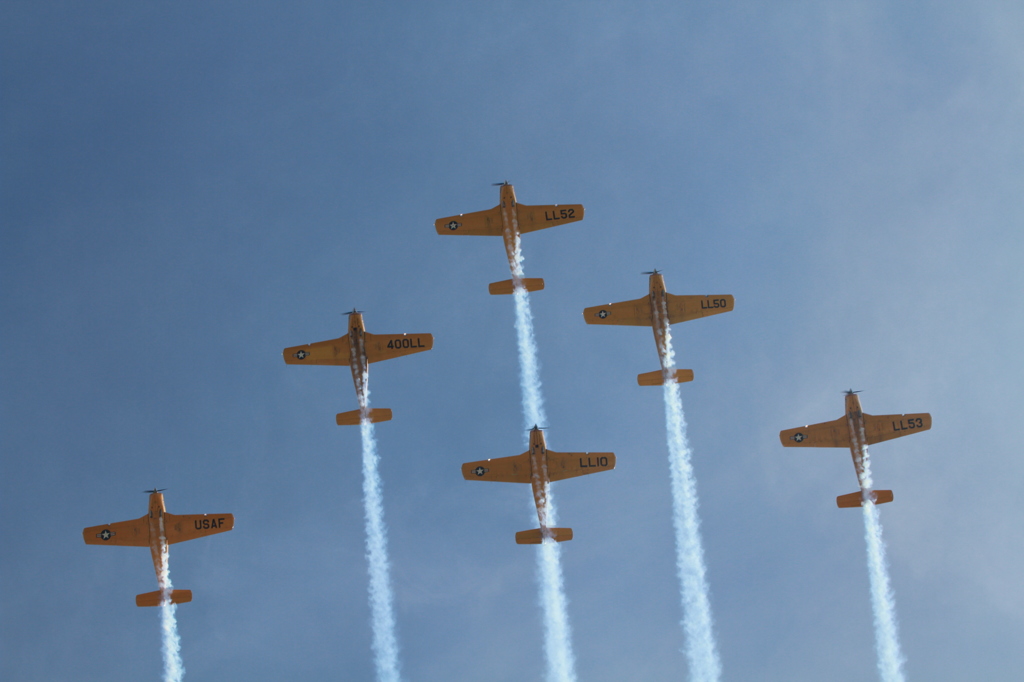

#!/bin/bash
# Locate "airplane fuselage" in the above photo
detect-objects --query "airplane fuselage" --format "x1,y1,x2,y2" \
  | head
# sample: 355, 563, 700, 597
649, 273, 671, 360
528, 427, 553, 532
146, 492, 169, 586
845, 392, 870, 489
497, 183, 524, 281
347, 312, 370, 407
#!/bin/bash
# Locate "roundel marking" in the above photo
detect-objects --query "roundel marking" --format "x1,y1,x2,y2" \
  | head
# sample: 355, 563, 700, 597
447, 221, 461, 231
597, 309, 609, 319
790, 432, 806, 443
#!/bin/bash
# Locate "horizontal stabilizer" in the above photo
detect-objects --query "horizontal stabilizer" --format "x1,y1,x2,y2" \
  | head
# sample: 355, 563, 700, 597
516, 527, 573, 544
336, 408, 392, 426
638, 369, 694, 386
489, 278, 544, 295
136, 589, 192, 607
837, 490, 893, 508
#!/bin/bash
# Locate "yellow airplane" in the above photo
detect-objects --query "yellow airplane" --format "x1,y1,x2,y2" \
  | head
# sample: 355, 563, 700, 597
283, 310, 433, 425
779, 390, 932, 507
582, 270, 735, 385
461, 426, 615, 544
83, 489, 234, 606
434, 181, 584, 295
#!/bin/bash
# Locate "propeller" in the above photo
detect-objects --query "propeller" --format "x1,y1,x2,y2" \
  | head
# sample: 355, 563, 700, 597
492, 180, 510, 186
528, 424, 548, 431
144, 488, 166, 494
844, 389, 862, 395
642, 269, 661, 275
345, 309, 364, 316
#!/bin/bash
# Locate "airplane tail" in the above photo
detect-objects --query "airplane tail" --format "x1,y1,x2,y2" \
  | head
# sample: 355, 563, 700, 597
136, 589, 193, 607
837, 489, 894, 508
515, 527, 573, 544
336, 408, 392, 426
637, 369, 694, 386
488, 278, 545, 295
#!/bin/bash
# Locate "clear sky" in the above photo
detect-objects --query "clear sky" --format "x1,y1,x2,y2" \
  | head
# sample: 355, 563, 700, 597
3, 3, 1023, 680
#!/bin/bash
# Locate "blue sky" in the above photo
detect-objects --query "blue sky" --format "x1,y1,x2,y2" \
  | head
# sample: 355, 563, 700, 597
3, 3, 1023, 680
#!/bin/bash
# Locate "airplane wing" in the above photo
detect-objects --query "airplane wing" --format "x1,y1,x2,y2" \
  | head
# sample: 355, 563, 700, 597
665, 294, 735, 324
462, 452, 531, 483
862, 413, 932, 445
283, 335, 351, 366
515, 204, 584, 234
583, 297, 653, 326
83, 516, 149, 546
364, 333, 434, 363
545, 451, 616, 481
164, 513, 235, 544
779, 416, 850, 447
435, 206, 503, 236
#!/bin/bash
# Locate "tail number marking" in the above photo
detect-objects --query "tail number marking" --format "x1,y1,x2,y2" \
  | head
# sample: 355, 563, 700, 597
544, 208, 576, 221
578, 456, 610, 468
700, 298, 729, 310
892, 417, 925, 432
386, 338, 426, 349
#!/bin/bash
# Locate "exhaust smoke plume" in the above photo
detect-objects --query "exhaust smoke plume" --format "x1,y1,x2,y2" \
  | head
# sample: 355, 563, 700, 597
851, 425, 906, 682
357, 378, 402, 682
157, 537, 185, 682
656, 307, 722, 682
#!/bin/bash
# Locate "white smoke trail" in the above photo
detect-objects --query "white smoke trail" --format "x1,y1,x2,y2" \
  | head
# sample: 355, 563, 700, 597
863, 502, 905, 682
508, 237, 577, 682
657, 309, 722, 682
513, 285, 546, 432
357, 378, 402, 682
851, 432, 906, 682
157, 534, 184, 682
536, 536, 575, 682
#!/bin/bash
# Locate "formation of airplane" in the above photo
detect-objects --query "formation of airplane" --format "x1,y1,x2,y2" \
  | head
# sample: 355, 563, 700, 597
82, 489, 234, 606
283, 310, 433, 425
582, 270, 735, 385
461, 426, 615, 544
779, 390, 932, 507
81, 179, 935, 677
434, 181, 584, 295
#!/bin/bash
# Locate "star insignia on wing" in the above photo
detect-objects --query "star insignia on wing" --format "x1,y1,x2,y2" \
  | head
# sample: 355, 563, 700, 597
293, 350, 309, 360
790, 432, 806, 443
447, 221, 461, 231
472, 466, 488, 477
97, 529, 114, 541
597, 310, 609, 319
